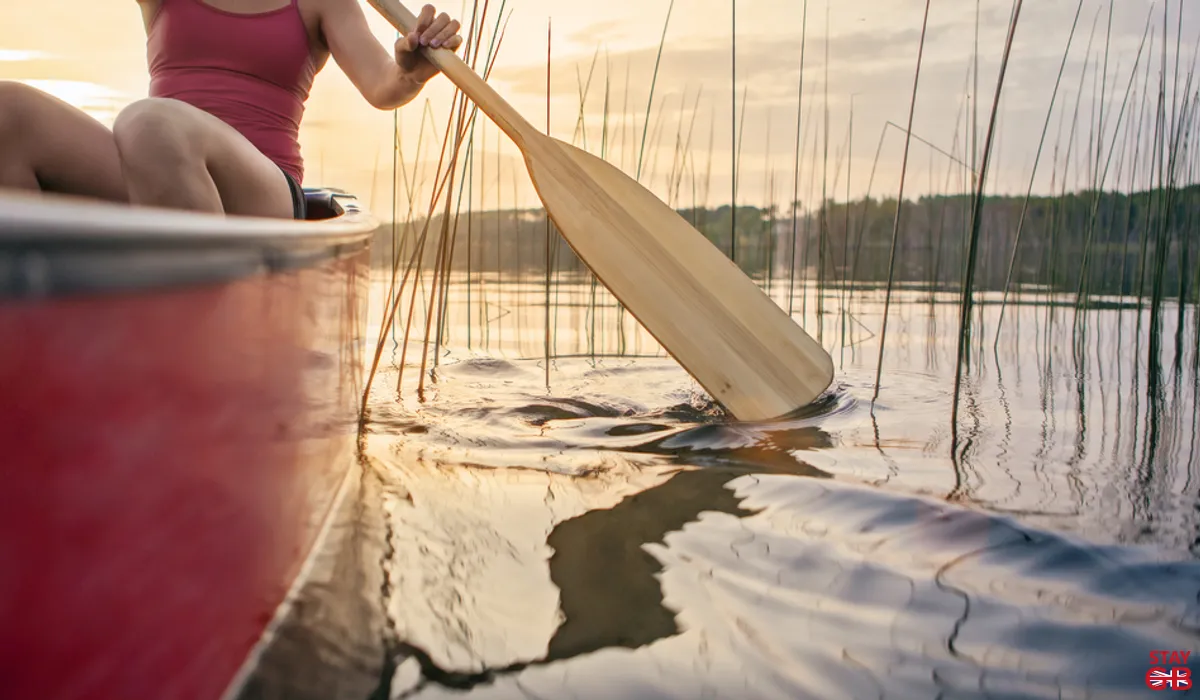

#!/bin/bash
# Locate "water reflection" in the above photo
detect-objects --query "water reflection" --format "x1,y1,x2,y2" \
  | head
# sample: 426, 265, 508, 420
387, 462, 832, 697
269, 274, 1200, 699
375, 432, 1200, 698
544, 428, 833, 665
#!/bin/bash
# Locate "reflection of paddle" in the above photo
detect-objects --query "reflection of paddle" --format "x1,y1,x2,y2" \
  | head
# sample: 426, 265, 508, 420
368, 0, 834, 422
382, 428, 834, 696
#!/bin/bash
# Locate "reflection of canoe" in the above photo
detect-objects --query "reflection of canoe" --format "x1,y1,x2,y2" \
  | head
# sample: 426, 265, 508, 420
0, 189, 377, 700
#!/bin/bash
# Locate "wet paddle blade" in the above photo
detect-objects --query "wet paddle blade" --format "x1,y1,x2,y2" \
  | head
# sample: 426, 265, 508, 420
525, 138, 833, 421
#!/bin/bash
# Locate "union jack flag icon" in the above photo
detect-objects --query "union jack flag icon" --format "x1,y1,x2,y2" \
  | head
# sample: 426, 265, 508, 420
1145, 666, 1192, 691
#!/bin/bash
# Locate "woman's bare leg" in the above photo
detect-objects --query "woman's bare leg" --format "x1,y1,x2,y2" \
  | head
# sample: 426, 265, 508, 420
0, 81, 128, 202
113, 97, 295, 218
0, 84, 296, 219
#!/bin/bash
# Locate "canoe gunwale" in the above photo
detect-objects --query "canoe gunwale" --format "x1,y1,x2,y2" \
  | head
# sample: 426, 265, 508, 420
0, 188, 377, 299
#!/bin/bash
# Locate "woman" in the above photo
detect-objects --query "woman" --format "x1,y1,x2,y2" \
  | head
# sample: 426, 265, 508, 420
0, 0, 462, 219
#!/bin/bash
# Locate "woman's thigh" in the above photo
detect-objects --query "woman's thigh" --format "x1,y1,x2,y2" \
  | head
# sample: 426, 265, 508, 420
0, 81, 128, 202
113, 97, 296, 219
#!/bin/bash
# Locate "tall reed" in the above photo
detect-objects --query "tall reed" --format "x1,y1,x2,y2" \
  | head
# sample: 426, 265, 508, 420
872, 0, 932, 405
995, 0, 1084, 343
731, 0, 738, 263
952, 0, 1023, 425
788, 0, 808, 316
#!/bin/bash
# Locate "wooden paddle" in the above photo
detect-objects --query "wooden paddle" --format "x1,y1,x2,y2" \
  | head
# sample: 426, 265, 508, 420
368, 0, 834, 422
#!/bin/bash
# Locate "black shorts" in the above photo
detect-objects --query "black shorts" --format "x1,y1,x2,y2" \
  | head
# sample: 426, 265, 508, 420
281, 167, 307, 220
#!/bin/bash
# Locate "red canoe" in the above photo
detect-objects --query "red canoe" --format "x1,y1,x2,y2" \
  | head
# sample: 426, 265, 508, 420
0, 189, 377, 700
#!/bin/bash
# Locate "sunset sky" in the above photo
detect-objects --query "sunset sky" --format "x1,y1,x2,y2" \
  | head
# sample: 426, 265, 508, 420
1, 1, 1196, 218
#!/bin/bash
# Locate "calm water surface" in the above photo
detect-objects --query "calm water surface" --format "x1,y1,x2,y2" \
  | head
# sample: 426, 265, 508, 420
323, 274, 1200, 699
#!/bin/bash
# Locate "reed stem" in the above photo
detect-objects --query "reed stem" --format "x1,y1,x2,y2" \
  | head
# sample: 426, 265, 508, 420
872, 0, 932, 405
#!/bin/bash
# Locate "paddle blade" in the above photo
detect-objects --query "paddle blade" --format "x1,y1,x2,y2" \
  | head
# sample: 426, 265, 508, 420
524, 137, 834, 421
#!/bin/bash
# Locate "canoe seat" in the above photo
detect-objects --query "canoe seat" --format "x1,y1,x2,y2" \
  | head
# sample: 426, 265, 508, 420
302, 187, 355, 221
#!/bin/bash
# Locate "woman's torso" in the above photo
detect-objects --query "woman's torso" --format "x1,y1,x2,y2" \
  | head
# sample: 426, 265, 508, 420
140, 0, 332, 183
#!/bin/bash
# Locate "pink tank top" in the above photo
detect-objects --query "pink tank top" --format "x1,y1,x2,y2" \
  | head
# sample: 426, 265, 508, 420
146, 0, 317, 183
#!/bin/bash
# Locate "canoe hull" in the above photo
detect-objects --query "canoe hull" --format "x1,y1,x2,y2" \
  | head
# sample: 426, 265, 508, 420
0, 190, 375, 700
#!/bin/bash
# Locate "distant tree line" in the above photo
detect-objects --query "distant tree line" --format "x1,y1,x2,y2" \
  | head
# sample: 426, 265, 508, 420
370, 184, 1200, 301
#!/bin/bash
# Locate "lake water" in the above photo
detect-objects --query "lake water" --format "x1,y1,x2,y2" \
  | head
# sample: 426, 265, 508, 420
275, 271, 1200, 700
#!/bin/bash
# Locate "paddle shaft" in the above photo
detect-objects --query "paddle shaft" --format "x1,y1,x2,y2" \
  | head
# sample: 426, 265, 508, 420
368, 0, 539, 148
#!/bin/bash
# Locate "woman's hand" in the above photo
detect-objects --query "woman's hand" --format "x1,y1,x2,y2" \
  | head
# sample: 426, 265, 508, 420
394, 4, 463, 85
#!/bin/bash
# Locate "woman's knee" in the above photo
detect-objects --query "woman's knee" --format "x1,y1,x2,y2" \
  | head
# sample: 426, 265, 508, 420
112, 98, 195, 170
0, 81, 40, 145
0, 80, 129, 198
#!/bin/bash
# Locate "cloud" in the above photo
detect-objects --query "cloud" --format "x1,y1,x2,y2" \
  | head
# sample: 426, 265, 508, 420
470, 0, 1198, 208
0, 50, 49, 62
566, 19, 629, 47
490, 20, 962, 103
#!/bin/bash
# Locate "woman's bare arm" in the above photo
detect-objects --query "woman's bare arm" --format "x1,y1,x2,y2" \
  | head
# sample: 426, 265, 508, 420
318, 0, 461, 110
135, 0, 161, 32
